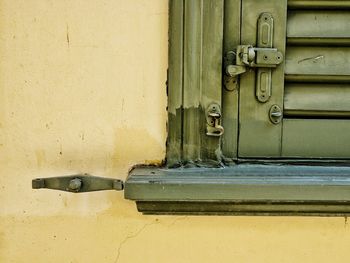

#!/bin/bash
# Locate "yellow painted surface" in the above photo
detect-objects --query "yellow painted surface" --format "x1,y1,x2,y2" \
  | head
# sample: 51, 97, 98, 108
0, 1, 350, 262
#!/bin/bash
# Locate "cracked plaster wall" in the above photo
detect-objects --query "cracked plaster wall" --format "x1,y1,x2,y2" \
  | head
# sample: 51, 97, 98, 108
1, 1, 350, 262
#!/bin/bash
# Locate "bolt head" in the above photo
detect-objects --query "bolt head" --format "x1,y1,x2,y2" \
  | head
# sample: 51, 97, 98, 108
68, 178, 82, 192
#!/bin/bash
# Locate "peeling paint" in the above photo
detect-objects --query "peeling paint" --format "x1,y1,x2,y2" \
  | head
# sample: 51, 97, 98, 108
168, 106, 222, 167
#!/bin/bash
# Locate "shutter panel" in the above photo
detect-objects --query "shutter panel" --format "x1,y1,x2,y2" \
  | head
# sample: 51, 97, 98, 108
282, 1, 350, 158
238, 0, 288, 157
237, 0, 350, 159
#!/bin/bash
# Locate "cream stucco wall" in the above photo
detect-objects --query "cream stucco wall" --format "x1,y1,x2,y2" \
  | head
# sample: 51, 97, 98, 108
1, 1, 350, 262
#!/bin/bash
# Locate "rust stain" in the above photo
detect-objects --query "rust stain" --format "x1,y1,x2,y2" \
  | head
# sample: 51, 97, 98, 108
112, 128, 165, 171
144, 159, 163, 166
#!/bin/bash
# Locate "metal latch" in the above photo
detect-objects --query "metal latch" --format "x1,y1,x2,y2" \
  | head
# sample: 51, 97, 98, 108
206, 103, 224, 137
236, 45, 283, 68
225, 46, 283, 77
224, 13, 283, 103
32, 174, 124, 193
226, 45, 283, 77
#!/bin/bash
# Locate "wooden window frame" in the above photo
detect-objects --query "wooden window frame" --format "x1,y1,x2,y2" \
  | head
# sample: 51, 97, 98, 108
124, 0, 350, 216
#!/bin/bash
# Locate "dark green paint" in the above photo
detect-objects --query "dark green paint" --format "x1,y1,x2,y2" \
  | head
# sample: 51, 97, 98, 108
167, 0, 224, 166
288, 0, 350, 9
125, 165, 350, 215
137, 201, 350, 216
221, 0, 240, 161
132, 0, 350, 215
166, 0, 184, 166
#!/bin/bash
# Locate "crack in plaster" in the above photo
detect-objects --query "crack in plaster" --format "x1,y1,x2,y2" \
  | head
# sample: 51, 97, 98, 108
114, 216, 188, 263
114, 221, 158, 263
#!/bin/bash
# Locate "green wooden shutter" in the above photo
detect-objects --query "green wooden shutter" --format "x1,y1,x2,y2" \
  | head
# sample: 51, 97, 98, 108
126, 0, 350, 215
168, 0, 350, 163
238, 0, 350, 158
167, 0, 225, 166
282, 2, 350, 158
238, 0, 288, 157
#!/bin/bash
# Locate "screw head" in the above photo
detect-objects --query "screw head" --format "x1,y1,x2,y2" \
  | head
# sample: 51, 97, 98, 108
269, 104, 282, 125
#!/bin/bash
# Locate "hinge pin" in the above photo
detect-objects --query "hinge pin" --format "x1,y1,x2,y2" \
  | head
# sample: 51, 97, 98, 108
68, 178, 82, 192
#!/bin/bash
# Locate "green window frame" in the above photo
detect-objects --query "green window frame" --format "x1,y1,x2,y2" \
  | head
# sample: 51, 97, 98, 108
125, 0, 350, 216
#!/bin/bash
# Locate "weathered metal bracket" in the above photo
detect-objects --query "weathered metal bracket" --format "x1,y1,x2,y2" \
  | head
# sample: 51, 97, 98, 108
236, 46, 283, 68
32, 174, 124, 193
225, 46, 283, 77
223, 51, 242, 91
256, 12, 274, 103
206, 103, 224, 137
224, 13, 283, 103
224, 44, 283, 97
226, 64, 247, 78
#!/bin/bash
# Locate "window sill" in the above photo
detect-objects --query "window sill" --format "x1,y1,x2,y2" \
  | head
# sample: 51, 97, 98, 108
125, 164, 350, 216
